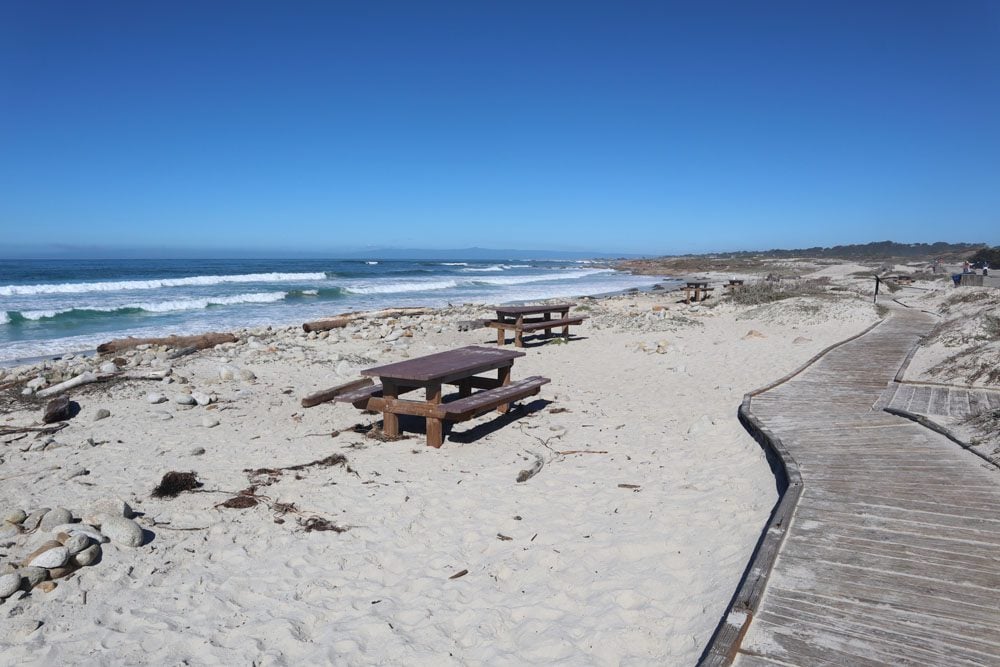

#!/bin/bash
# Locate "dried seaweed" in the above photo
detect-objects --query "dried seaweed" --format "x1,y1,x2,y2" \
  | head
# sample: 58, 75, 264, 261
297, 516, 349, 533
152, 471, 203, 498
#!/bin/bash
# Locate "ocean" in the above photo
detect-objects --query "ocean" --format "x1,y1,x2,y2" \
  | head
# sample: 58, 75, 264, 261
0, 258, 666, 363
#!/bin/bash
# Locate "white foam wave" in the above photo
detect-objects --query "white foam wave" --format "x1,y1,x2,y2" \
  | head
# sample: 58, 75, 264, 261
364, 261, 379, 265
438, 262, 468, 266
300, 290, 319, 296
0, 312, 8, 325
471, 269, 610, 286
0, 272, 327, 296
345, 280, 458, 295
17, 292, 288, 320
461, 265, 505, 272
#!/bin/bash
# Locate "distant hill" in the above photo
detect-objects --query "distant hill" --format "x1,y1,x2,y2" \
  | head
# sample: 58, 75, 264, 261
704, 241, 984, 261
337, 247, 641, 261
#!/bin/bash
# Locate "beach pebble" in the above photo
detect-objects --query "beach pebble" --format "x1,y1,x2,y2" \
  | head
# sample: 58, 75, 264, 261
100, 516, 144, 547
63, 466, 89, 481
174, 393, 197, 406
743, 329, 766, 339
152, 411, 173, 421
8, 618, 41, 640
26, 377, 48, 391
39, 507, 73, 532
62, 533, 91, 555
22, 509, 50, 531
21, 387, 34, 397
0, 522, 20, 541
0, 572, 21, 598
49, 524, 108, 543
88, 497, 134, 521
201, 416, 220, 429
238, 368, 256, 381
191, 391, 213, 406
22, 566, 49, 588
3, 509, 26, 524
190, 446, 206, 456
36, 581, 56, 593
43, 396, 74, 424
219, 365, 239, 381
385, 329, 403, 342
99, 361, 118, 374
93, 408, 111, 421
25, 542, 69, 569
72, 544, 101, 567
147, 393, 168, 404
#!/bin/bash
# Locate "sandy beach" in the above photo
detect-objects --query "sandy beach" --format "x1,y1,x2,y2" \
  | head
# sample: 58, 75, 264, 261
0, 260, 906, 665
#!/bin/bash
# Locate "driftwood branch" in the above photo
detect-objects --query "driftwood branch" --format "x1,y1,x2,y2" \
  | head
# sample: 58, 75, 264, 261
97, 333, 236, 355
301, 378, 373, 408
35, 370, 171, 398
302, 307, 430, 333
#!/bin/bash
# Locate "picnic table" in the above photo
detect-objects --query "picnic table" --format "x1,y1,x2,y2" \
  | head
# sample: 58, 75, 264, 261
682, 281, 714, 304
330, 346, 549, 447
486, 303, 587, 347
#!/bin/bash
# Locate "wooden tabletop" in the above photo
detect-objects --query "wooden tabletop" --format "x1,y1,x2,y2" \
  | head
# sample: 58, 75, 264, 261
361, 345, 525, 383
494, 303, 574, 316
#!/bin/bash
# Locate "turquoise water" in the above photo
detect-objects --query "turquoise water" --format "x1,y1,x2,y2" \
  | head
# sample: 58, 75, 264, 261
0, 258, 665, 362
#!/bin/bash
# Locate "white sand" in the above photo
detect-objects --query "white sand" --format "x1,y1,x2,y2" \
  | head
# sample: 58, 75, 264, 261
0, 287, 880, 664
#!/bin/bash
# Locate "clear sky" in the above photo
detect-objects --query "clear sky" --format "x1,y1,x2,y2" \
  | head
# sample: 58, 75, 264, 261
2, 1, 998, 258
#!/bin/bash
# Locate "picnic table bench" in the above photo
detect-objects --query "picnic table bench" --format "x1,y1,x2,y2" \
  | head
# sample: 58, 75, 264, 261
326, 346, 549, 447
485, 303, 586, 347
682, 281, 714, 304
723, 278, 745, 292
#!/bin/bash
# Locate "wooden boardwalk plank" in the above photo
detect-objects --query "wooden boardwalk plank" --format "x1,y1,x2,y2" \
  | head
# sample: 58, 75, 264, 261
701, 307, 1000, 667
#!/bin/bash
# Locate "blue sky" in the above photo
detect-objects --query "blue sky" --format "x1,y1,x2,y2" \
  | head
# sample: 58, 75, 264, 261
2, 1, 998, 257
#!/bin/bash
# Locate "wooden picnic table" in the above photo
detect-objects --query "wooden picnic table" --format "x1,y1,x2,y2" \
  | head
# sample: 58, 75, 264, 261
487, 303, 586, 347
682, 280, 713, 304
354, 345, 549, 447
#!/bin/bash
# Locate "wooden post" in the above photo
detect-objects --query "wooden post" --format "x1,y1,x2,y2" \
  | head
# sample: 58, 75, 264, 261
457, 379, 472, 398
382, 380, 400, 438
542, 311, 552, 339
425, 382, 443, 448
497, 326, 506, 346
561, 309, 570, 339
514, 315, 524, 348
874, 275, 880, 303
497, 364, 512, 414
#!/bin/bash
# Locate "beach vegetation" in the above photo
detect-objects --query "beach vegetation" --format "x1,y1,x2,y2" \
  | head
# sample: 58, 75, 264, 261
725, 277, 832, 306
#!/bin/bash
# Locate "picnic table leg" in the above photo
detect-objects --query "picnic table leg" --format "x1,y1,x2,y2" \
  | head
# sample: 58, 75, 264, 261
425, 382, 443, 448
496, 364, 511, 414
496, 326, 506, 346
382, 380, 400, 438
514, 315, 524, 348
457, 379, 472, 398
561, 309, 570, 339
683, 287, 691, 304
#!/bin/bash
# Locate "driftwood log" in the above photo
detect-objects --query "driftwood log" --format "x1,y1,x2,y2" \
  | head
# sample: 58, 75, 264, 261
97, 333, 237, 355
301, 378, 374, 408
302, 307, 430, 333
35, 370, 171, 398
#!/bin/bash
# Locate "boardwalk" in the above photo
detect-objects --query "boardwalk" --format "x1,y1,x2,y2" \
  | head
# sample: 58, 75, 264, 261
703, 307, 1000, 666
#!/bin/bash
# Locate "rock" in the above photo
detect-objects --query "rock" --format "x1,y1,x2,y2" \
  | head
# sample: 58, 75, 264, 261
743, 329, 766, 339
39, 507, 73, 532
191, 391, 213, 406
190, 446, 206, 456
47, 564, 79, 579
99, 361, 118, 374
0, 522, 20, 540
21, 388, 34, 397
238, 368, 256, 381
21, 566, 48, 588
100, 516, 144, 547
384, 329, 403, 342
219, 365, 239, 381
174, 393, 196, 406
43, 396, 75, 424
72, 544, 101, 567
22, 509, 50, 531
9, 618, 41, 640
63, 466, 89, 481
3, 510, 26, 525
88, 497, 134, 521
152, 410, 173, 421
26, 377, 47, 391
335, 360, 352, 377
94, 408, 111, 421
36, 581, 56, 593
62, 534, 90, 555
793, 336, 812, 344
0, 572, 21, 598
147, 393, 167, 404
25, 542, 69, 568
49, 524, 108, 543
201, 416, 220, 429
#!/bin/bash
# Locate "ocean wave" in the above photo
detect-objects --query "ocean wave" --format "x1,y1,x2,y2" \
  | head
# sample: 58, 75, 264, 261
461, 265, 505, 272
345, 280, 458, 295
0, 272, 328, 296
364, 261, 379, 265
437, 262, 468, 266
6, 292, 289, 323
471, 269, 610, 286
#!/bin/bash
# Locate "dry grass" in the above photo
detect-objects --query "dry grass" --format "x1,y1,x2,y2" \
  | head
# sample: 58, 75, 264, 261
726, 277, 833, 306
